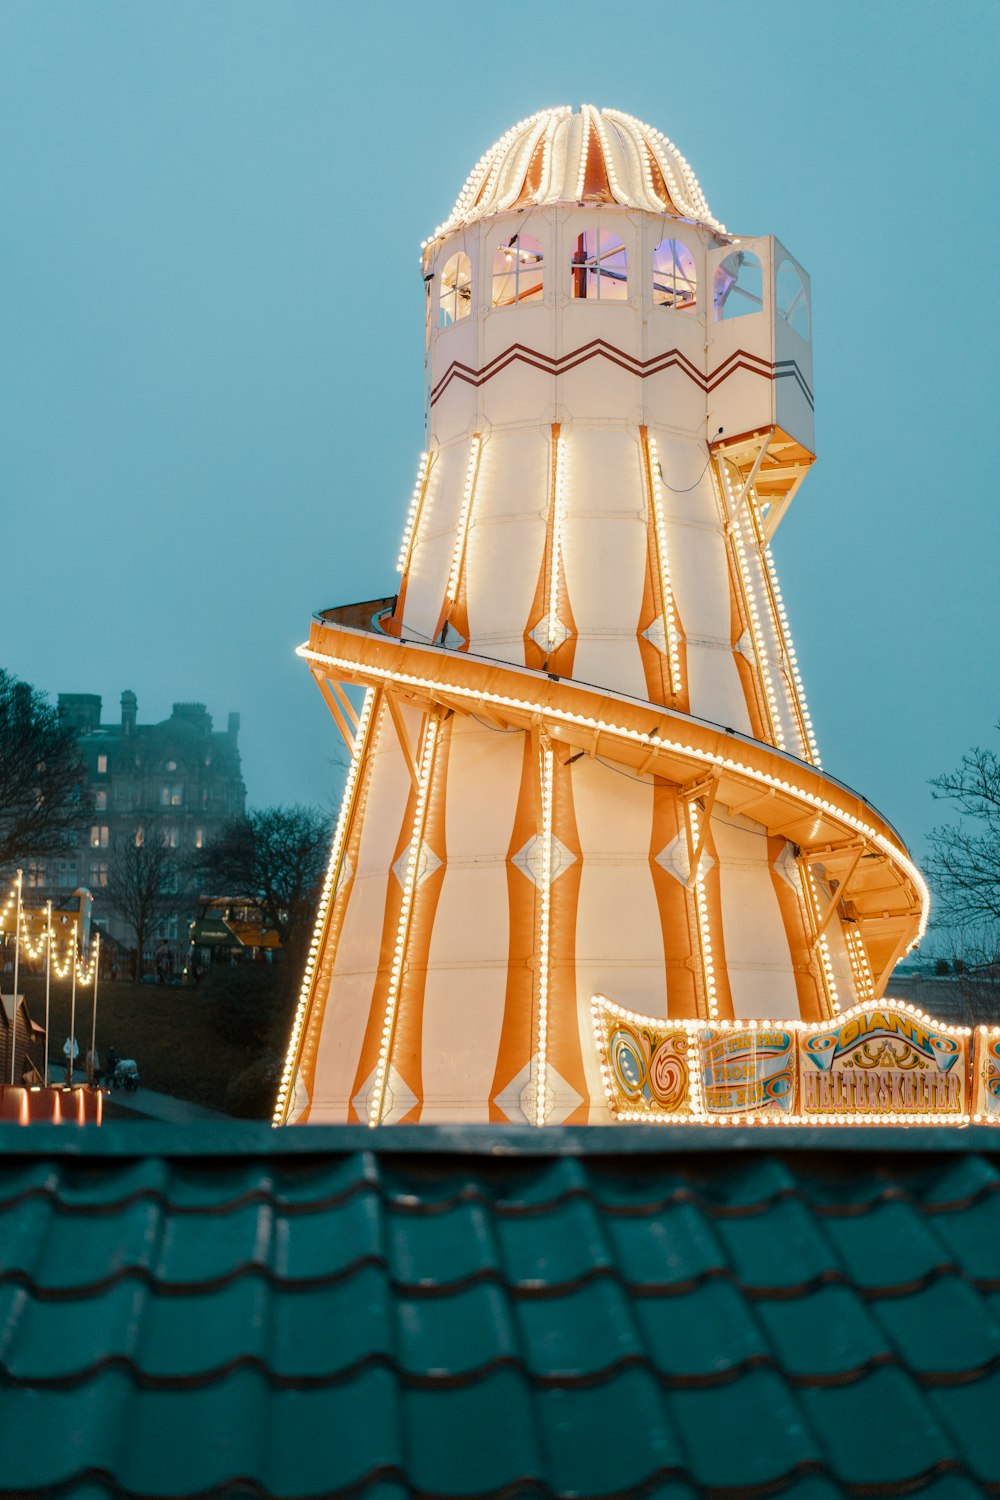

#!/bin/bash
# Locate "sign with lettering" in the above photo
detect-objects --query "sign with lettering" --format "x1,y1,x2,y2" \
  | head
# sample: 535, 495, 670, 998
799, 1005, 968, 1119
698, 1026, 796, 1116
972, 1029, 1000, 1121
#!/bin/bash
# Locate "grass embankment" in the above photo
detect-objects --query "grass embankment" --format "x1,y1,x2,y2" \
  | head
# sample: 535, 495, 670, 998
17, 974, 278, 1116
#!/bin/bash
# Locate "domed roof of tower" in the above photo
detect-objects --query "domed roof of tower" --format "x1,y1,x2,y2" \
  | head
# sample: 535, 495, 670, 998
426, 105, 727, 245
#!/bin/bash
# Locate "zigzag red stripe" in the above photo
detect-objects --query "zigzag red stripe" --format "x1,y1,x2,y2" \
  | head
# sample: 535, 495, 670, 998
429, 338, 808, 407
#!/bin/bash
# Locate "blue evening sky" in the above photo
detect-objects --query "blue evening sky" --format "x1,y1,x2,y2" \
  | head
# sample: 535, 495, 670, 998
1, 0, 998, 896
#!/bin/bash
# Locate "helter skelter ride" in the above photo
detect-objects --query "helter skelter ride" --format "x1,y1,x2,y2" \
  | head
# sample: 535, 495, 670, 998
276, 106, 999, 1130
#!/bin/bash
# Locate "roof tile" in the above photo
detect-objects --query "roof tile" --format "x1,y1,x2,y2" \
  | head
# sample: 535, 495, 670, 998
397, 1282, 515, 1378
494, 1195, 615, 1288
871, 1276, 1000, 1377
387, 1197, 498, 1289
796, 1367, 959, 1486
712, 1198, 841, 1291
603, 1200, 729, 1288
404, 1370, 543, 1493
753, 1285, 891, 1379
638, 1278, 774, 1381
820, 1201, 957, 1291
514, 1279, 642, 1378
1, 1124, 999, 1499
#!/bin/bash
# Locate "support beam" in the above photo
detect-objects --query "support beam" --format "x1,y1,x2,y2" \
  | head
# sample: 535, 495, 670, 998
810, 844, 864, 944
315, 674, 357, 757
681, 777, 719, 889
872, 930, 915, 997
386, 692, 420, 793
723, 434, 772, 532
530, 723, 544, 828
330, 680, 360, 729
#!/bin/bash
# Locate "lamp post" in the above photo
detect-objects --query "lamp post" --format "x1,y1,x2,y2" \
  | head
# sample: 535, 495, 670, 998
67, 922, 78, 1086
88, 932, 101, 1086
43, 899, 52, 1087
9, 869, 22, 1085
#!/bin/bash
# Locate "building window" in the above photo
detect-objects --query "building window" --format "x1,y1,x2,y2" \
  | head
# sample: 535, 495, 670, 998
165, 760, 177, 772
439, 252, 472, 326
90, 825, 109, 848
713, 251, 763, 321
57, 859, 77, 889
165, 827, 178, 849
90, 862, 108, 888
492, 233, 544, 308
570, 230, 628, 301
194, 828, 204, 849
135, 827, 145, 847
776, 258, 809, 339
652, 238, 697, 311
27, 863, 46, 889
155, 914, 179, 941
160, 784, 182, 807
96, 755, 107, 775
94, 790, 107, 811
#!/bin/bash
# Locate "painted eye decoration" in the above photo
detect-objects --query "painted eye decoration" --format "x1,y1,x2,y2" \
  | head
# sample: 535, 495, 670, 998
610, 1028, 646, 1100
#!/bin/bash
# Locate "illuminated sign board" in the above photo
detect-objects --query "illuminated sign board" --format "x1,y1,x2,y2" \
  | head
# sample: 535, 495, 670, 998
593, 995, 975, 1125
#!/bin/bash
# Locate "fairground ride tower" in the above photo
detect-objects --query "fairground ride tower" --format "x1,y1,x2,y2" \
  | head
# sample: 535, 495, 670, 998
276, 106, 928, 1126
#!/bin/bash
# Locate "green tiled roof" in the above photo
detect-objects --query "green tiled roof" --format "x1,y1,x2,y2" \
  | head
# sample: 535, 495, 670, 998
1, 1123, 1000, 1497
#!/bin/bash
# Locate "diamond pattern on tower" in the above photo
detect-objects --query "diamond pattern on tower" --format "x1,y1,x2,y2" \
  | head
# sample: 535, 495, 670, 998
655, 831, 714, 886
773, 841, 804, 896
642, 615, 668, 655
440, 621, 466, 650
392, 839, 442, 889
529, 614, 570, 651
492, 1055, 583, 1125
512, 833, 576, 887
352, 1065, 418, 1125
735, 629, 755, 662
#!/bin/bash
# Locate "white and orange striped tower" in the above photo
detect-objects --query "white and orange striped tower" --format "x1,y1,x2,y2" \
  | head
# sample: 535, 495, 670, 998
277, 106, 928, 1126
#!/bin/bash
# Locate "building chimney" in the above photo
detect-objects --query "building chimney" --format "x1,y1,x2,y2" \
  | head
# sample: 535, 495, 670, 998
58, 694, 102, 734
121, 690, 137, 737
227, 712, 240, 742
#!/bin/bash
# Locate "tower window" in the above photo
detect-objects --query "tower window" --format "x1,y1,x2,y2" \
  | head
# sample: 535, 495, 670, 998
776, 258, 809, 340
439, 253, 473, 326
652, 238, 697, 311
491, 233, 544, 307
713, 251, 763, 321
570, 230, 627, 301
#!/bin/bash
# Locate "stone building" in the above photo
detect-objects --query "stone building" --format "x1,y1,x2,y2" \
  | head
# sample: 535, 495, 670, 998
24, 692, 246, 951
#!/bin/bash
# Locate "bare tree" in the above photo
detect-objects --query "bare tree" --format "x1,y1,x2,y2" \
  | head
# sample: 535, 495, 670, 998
0, 670, 84, 870
196, 805, 330, 945
106, 830, 179, 979
928, 728, 1000, 931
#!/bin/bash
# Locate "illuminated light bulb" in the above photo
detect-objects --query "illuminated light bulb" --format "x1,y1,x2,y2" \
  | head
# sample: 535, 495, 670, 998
545, 432, 570, 650
646, 435, 683, 695
273, 687, 379, 1124
369, 713, 441, 1128
298, 644, 932, 949
446, 436, 483, 603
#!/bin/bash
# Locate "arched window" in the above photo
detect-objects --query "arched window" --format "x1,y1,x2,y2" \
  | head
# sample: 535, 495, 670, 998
439, 253, 472, 327
776, 259, 809, 340
571, 229, 628, 301
713, 251, 763, 322
492, 233, 544, 307
652, 238, 697, 310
